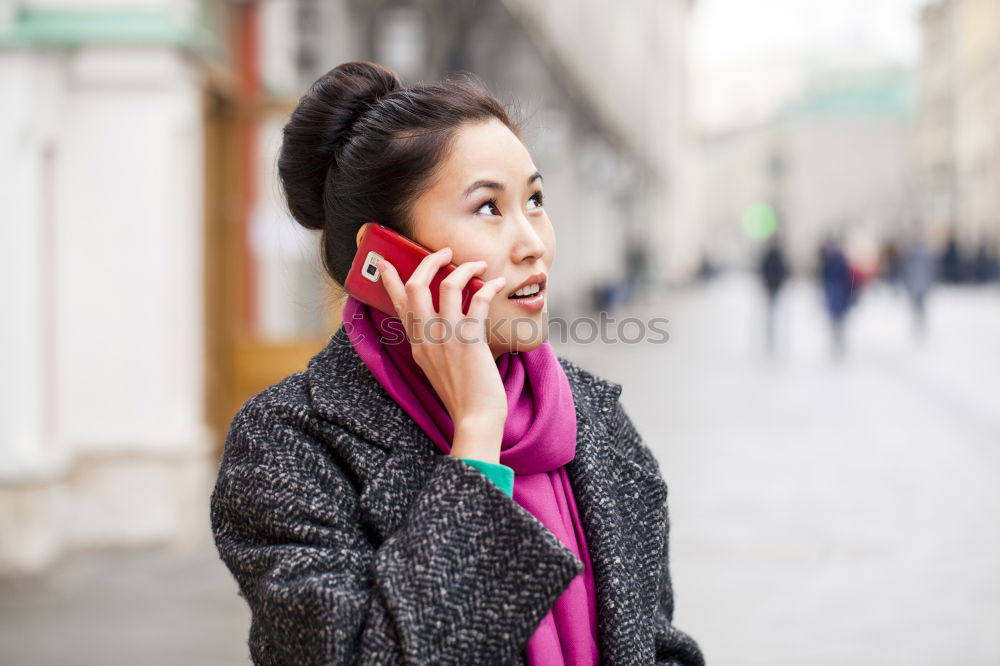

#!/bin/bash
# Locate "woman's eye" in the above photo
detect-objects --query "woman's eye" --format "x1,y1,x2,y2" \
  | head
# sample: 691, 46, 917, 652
475, 199, 501, 216
476, 193, 543, 216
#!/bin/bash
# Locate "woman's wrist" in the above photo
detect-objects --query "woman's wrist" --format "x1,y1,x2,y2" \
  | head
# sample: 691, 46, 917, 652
450, 417, 504, 463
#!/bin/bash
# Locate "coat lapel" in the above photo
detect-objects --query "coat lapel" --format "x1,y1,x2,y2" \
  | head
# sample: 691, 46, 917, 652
306, 327, 442, 542
307, 329, 668, 662
560, 358, 669, 663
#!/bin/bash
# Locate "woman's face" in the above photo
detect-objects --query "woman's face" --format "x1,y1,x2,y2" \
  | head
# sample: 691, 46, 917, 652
407, 118, 555, 358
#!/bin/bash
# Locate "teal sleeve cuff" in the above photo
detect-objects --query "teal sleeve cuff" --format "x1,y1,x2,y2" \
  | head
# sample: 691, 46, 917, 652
457, 458, 515, 497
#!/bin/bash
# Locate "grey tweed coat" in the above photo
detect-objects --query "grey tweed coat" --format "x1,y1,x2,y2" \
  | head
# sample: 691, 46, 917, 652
210, 325, 705, 665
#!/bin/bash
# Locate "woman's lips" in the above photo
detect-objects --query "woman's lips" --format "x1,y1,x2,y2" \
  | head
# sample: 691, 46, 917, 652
506, 285, 545, 312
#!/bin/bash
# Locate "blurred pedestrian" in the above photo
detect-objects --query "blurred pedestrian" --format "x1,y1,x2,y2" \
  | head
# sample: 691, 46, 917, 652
589, 281, 616, 313
939, 230, 966, 283
758, 235, 789, 355
878, 235, 903, 291
819, 234, 855, 359
971, 237, 999, 283
623, 238, 650, 303
697, 253, 719, 282
901, 234, 936, 341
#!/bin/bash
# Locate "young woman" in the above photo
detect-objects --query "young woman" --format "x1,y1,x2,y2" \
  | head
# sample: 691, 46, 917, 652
210, 61, 703, 666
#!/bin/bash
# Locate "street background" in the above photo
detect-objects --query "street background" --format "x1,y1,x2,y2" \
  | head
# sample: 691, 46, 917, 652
2, 0, 999, 664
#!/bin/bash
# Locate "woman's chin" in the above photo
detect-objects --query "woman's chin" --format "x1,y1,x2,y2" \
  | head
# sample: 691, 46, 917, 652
513, 334, 547, 352
485, 299, 550, 355
488, 328, 548, 357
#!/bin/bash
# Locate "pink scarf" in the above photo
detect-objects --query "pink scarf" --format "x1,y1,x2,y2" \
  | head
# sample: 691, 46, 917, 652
342, 295, 600, 664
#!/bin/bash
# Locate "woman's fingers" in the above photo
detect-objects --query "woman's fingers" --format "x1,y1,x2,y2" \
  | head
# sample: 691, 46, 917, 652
439, 260, 487, 319
376, 259, 407, 317
466, 276, 507, 324
381, 248, 505, 346
405, 247, 453, 317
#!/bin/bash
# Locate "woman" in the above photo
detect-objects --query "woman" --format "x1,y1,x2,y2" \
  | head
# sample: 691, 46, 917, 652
210, 61, 703, 666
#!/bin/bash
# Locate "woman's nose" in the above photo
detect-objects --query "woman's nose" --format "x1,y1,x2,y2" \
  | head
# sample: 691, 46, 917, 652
509, 213, 547, 263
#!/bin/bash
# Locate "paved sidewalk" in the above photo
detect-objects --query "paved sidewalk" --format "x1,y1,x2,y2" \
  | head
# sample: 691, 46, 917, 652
0, 536, 250, 666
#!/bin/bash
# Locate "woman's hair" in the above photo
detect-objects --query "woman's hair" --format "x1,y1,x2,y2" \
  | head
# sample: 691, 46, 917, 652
278, 61, 522, 287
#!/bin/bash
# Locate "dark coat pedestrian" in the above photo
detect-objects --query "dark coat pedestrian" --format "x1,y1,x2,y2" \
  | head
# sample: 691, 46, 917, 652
819, 237, 855, 357
760, 238, 789, 298
759, 237, 790, 355
820, 241, 853, 320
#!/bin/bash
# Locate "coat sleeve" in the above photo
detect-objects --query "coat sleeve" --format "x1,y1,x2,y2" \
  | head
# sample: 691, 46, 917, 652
612, 401, 706, 666
209, 396, 582, 666
456, 458, 514, 497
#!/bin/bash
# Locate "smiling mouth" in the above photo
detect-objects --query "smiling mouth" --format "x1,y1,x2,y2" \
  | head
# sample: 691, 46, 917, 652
508, 279, 546, 299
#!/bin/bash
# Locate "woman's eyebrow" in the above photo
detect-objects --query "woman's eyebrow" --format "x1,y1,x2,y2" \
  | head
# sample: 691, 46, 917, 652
463, 171, 544, 198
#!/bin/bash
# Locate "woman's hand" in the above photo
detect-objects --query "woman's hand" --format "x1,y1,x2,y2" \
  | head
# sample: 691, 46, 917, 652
377, 247, 509, 462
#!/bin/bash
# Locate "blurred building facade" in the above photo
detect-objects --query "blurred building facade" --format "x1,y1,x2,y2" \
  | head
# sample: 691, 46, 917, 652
919, 0, 1000, 249
0, 1, 225, 573
699, 67, 917, 273
501, 0, 702, 288
0, 0, 697, 573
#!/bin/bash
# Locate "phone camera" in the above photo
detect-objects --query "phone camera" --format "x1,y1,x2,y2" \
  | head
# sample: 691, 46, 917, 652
362, 251, 382, 282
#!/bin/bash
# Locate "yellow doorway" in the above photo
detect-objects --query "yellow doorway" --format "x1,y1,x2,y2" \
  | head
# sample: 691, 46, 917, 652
201, 60, 342, 455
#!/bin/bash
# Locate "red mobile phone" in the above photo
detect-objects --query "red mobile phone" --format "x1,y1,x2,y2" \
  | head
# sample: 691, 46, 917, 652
345, 223, 486, 317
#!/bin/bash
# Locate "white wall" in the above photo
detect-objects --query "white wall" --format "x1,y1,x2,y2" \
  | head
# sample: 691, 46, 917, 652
0, 41, 211, 572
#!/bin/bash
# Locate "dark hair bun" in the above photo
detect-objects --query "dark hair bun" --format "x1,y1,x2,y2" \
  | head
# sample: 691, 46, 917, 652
278, 61, 402, 231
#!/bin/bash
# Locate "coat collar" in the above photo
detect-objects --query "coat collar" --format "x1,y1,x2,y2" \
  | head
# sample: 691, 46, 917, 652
305, 326, 667, 663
